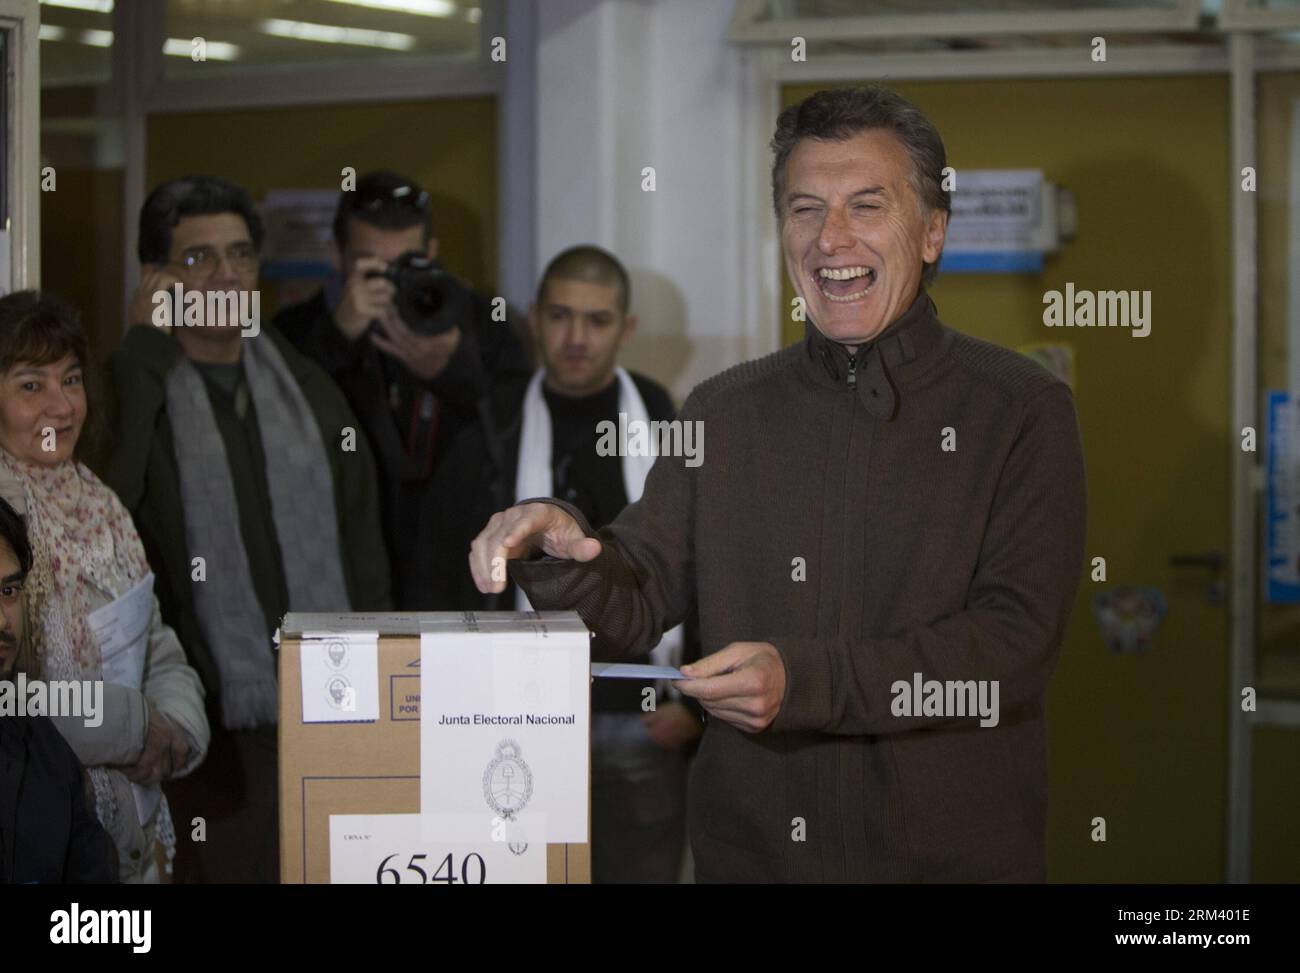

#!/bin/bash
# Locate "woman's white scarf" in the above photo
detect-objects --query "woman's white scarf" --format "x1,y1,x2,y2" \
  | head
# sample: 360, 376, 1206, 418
513, 367, 683, 669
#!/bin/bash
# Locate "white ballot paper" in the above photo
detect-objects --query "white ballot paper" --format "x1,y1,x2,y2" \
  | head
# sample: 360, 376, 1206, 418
87, 573, 160, 827
591, 662, 685, 680
420, 614, 589, 844
299, 632, 380, 723
329, 813, 546, 884
90, 573, 154, 687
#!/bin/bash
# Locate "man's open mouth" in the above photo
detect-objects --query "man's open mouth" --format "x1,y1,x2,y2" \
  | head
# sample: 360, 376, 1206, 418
815, 266, 876, 303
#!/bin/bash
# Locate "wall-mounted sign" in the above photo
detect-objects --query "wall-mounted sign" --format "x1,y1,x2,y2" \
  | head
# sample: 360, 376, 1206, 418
259, 188, 337, 280
941, 169, 1058, 274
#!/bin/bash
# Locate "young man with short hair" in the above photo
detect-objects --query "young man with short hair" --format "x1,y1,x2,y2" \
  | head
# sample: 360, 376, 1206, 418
421, 245, 701, 883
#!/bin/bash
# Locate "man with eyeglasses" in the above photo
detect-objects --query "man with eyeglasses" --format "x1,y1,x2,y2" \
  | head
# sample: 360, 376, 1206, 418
104, 175, 392, 883
273, 170, 531, 609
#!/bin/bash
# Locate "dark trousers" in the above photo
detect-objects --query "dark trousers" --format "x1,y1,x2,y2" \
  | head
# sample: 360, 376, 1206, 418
165, 724, 279, 884
591, 712, 689, 884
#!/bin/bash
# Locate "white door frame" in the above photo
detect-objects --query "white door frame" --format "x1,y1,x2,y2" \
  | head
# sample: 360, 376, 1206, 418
730, 0, 1204, 41
1228, 32, 1258, 886
0, 0, 39, 292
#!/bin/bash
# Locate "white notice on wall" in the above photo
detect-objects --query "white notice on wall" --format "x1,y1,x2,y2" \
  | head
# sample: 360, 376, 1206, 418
420, 614, 589, 845
945, 169, 1044, 251
329, 813, 546, 884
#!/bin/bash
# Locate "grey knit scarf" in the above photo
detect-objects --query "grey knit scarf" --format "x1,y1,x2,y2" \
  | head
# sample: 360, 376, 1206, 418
164, 335, 349, 730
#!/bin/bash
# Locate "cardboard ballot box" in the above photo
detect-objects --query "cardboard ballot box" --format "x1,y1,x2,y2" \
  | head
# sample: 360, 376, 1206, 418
279, 611, 591, 884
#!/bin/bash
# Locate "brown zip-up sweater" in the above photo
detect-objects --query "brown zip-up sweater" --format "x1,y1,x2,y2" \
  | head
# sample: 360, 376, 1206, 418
510, 289, 1087, 882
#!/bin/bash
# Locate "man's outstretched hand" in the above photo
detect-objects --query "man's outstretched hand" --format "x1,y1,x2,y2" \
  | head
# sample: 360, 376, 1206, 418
469, 502, 602, 594
676, 641, 787, 733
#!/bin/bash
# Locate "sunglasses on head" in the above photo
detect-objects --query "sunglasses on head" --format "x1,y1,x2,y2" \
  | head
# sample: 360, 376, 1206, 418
357, 183, 430, 215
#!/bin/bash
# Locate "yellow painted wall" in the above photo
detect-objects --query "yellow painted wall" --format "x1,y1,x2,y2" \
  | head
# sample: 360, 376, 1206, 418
779, 76, 1293, 881
146, 96, 499, 316
40, 167, 124, 370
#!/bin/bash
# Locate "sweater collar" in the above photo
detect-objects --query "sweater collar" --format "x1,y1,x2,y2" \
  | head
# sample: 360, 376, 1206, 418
801, 288, 944, 419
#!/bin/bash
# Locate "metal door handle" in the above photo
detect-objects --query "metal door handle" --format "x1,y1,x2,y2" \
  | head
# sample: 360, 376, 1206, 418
1169, 552, 1225, 572
1169, 551, 1227, 604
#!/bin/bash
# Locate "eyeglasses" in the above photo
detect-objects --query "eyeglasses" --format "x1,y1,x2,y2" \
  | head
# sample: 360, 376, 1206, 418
357, 183, 430, 215
173, 242, 259, 278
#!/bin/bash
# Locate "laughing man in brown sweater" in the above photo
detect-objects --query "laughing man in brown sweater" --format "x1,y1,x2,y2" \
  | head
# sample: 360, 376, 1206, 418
470, 85, 1087, 883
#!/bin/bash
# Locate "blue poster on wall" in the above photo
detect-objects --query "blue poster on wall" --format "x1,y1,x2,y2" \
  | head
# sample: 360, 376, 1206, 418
1267, 390, 1300, 603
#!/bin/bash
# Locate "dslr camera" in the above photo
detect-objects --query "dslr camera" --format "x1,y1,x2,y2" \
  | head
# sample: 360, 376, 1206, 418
366, 251, 474, 336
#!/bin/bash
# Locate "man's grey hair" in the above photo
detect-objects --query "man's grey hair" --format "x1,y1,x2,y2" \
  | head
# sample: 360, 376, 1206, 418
770, 85, 951, 287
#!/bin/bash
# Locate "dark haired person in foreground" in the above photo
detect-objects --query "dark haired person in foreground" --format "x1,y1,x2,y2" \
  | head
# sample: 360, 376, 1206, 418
274, 170, 531, 608
105, 176, 391, 882
470, 86, 1087, 882
0, 292, 207, 882
0, 495, 117, 884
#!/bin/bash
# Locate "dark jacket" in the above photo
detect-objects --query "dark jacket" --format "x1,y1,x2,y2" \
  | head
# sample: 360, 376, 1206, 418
414, 369, 702, 713
414, 369, 670, 611
1, 715, 117, 883
98, 325, 392, 723
510, 291, 1088, 882
273, 288, 532, 609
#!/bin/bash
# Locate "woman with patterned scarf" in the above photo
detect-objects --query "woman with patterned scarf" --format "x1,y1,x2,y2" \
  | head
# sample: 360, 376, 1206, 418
0, 291, 209, 882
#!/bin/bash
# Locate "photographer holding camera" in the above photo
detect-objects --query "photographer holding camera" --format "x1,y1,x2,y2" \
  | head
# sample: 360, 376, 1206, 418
275, 171, 531, 608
